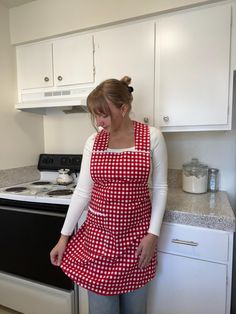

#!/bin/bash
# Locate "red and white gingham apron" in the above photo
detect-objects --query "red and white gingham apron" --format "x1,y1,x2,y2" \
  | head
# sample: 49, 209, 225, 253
61, 121, 157, 295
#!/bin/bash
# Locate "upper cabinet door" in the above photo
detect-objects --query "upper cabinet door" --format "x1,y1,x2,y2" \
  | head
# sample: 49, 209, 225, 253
156, 4, 232, 131
94, 21, 155, 125
17, 42, 53, 89
53, 34, 94, 87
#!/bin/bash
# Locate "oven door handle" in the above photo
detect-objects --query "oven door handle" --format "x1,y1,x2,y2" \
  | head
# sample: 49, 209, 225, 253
0, 205, 66, 217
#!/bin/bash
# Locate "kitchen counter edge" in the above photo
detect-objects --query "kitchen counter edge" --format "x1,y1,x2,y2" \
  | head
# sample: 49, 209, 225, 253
164, 188, 235, 232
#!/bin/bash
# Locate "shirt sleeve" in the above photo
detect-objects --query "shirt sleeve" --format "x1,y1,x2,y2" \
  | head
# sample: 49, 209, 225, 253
61, 133, 96, 236
148, 127, 168, 236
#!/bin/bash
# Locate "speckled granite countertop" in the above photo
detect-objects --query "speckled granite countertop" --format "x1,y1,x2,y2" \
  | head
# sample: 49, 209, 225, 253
164, 188, 235, 232
0, 166, 39, 188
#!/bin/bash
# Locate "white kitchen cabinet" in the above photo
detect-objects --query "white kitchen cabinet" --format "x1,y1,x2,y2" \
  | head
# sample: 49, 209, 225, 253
16, 34, 94, 91
53, 35, 94, 87
155, 4, 233, 131
148, 253, 227, 314
17, 42, 53, 89
94, 21, 155, 125
147, 222, 234, 314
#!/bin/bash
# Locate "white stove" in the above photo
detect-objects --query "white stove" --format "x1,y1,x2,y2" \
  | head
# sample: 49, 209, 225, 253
0, 154, 83, 314
0, 154, 82, 206
0, 172, 77, 205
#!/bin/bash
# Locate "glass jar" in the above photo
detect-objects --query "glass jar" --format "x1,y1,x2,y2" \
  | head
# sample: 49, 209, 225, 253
182, 158, 208, 194
208, 168, 219, 192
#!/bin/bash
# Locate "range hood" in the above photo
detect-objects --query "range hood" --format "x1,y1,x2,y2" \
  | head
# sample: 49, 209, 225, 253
15, 86, 93, 114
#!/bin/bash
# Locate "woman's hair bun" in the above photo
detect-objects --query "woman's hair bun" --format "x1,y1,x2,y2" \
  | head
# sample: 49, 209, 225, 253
120, 76, 131, 86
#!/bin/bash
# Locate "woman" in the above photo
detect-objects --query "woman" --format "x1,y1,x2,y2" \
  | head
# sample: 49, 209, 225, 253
50, 76, 168, 314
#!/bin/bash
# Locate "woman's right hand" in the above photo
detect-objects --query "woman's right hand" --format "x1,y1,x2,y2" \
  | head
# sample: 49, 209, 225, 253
50, 235, 69, 266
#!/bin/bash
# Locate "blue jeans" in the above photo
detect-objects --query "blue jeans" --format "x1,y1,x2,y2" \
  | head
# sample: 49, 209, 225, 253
88, 285, 148, 314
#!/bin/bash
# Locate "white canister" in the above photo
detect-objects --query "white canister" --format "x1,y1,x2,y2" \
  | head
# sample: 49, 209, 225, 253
182, 158, 208, 194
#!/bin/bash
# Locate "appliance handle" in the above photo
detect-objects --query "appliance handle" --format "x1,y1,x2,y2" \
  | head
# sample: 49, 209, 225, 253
171, 238, 199, 247
0, 205, 66, 218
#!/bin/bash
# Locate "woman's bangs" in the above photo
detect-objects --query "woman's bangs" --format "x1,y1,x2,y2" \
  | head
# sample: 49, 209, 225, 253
87, 95, 111, 116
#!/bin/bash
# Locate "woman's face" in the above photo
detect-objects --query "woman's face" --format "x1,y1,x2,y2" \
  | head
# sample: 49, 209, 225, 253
95, 114, 111, 131
95, 102, 126, 133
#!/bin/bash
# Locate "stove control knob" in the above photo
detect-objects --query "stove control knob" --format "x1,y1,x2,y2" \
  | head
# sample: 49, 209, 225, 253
42, 157, 53, 164
42, 157, 48, 164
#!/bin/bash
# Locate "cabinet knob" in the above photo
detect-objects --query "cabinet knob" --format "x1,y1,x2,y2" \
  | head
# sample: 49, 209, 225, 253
57, 76, 63, 81
44, 76, 49, 82
143, 117, 149, 124
163, 116, 169, 122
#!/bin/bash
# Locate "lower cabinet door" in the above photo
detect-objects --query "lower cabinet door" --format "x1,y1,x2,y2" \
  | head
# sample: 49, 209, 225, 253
147, 252, 227, 314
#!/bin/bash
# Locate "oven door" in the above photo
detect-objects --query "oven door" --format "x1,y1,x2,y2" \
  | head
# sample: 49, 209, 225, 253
0, 201, 73, 290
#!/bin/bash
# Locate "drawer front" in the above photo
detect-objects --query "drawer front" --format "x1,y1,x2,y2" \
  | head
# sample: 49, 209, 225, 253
158, 222, 229, 262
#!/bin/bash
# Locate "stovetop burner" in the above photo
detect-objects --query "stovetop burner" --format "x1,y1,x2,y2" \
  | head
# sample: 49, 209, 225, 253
31, 181, 52, 186
47, 189, 73, 196
5, 187, 29, 193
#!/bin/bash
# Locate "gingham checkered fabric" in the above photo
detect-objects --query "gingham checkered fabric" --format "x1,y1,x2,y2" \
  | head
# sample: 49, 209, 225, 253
61, 121, 157, 295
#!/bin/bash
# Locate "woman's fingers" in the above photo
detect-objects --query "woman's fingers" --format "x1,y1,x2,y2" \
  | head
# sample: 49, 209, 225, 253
50, 248, 60, 266
136, 243, 151, 268
136, 234, 158, 268
50, 235, 69, 266
138, 250, 152, 268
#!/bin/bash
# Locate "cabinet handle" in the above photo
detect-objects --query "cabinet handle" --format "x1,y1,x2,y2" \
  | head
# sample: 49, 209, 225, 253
143, 117, 149, 124
44, 76, 49, 82
163, 116, 169, 122
57, 75, 63, 81
171, 239, 199, 247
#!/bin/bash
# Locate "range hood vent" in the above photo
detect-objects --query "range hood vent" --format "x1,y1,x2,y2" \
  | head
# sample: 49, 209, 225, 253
15, 86, 93, 114
44, 90, 72, 97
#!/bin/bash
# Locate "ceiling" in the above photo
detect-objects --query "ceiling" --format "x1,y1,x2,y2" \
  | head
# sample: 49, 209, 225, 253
0, 0, 36, 8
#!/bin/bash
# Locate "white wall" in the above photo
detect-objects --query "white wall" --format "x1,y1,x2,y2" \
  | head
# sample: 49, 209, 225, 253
9, 0, 221, 44
43, 110, 94, 154
0, 3, 44, 170
165, 128, 236, 207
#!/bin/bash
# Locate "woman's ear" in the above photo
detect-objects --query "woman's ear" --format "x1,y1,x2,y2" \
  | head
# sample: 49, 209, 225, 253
121, 104, 128, 117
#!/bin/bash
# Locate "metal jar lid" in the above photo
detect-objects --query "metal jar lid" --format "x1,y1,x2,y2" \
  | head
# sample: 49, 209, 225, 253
208, 168, 219, 174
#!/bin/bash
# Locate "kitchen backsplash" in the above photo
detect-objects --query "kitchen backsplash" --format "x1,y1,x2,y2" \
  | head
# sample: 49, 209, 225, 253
168, 169, 182, 188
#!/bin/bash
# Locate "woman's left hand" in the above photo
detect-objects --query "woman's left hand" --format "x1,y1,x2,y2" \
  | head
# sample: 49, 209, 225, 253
136, 233, 158, 269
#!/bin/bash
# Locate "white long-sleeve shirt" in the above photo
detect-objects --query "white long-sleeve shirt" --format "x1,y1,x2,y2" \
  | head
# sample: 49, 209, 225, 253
61, 126, 168, 236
